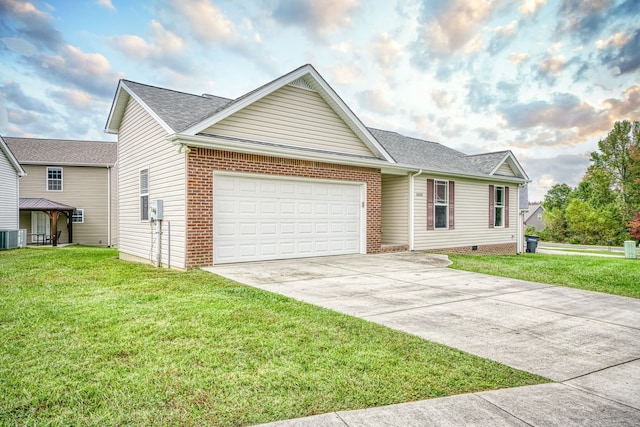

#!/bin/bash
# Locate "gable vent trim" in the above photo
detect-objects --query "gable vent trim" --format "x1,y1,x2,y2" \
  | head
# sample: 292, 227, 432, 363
287, 77, 316, 92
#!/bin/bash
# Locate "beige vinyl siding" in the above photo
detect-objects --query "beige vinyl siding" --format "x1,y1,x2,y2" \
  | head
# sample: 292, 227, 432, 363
109, 165, 118, 247
19, 164, 111, 245
414, 176, 517, 250
381, 175, 409, 245
0, 151, 19, 229
118, 97, 186, 268
203, 85, 376, 157
495, 162, 516, 176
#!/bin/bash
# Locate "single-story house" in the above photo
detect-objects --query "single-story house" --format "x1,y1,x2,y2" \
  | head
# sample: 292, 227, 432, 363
4, 137, 117, 246
106, 64, 529, 269
0, 135, 26, 234
525, 203, 545, 231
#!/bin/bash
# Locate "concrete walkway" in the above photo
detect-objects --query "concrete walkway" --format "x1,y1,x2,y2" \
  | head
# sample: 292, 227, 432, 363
206, 252, 640, 426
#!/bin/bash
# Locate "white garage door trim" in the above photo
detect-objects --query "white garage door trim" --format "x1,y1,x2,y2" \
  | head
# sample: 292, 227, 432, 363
213, 172, 366, 264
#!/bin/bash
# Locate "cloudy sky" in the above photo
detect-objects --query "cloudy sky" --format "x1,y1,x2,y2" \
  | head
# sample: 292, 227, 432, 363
1, 0, 638, 201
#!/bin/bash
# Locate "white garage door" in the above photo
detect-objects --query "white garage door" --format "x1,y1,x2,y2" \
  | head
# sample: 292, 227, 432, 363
213, 174, 363, 264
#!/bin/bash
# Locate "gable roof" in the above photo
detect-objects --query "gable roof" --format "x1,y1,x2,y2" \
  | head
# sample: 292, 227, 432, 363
0, 135, 26, 176
524, 203, 545, 222
105, 64, 529, 183
106, 64, 395, 162
4, 137, 116, 167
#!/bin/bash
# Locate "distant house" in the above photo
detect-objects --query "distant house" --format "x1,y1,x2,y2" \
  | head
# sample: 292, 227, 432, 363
106, 64, 529, 269
4, 137, 117, 246
0, 136, 26, 232
525, 203, 545, 231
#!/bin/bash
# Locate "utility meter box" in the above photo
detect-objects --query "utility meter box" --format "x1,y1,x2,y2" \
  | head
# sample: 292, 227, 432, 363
150, 199, 164, 221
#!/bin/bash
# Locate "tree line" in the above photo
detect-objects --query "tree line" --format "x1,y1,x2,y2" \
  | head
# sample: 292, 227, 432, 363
537, 120, 640, 245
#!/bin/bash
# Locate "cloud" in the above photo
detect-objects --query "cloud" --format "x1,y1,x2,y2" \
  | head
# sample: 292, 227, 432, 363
34, 45, 123, 97
554, 0, 639, 42
330, 41, 352, 53
49, 88, 95, 110
508, 52, 530, 64
111, 20, 190, 74
170, 0, 238, 43
272, 0, 360, 39
0, 81, 51, 113
430, 89, 453, 109
524, 154, 591, 199
475, 127, 499, 140
1, 37, 38, 56
371, 32, 401, 67
0, 0, 63, 51
602, 85, 640, 118
499, 92, 609, 138
519, 0, 547, 15
96, 0, 115, 9
598, 28, 640, 76
488, 20, 518, 54
355, 89, 394, 114
539, 55, 567, 74
412, 0, 499, 61
466, 79, 496, 113
329, 64, 363, 85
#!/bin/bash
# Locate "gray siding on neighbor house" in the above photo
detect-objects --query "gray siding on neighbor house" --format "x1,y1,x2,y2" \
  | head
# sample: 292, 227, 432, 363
19, 164, 112, 245
0, 149, 20, 229
381, 174, 409, 245
118, 96, 187, 268
413, 175, 518, 250
203, 85, 376, 157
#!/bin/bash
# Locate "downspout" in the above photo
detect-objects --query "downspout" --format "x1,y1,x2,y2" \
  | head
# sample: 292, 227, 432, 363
107, 166, 111, 247
517, 182, 525, 254
409, 169, 423, 251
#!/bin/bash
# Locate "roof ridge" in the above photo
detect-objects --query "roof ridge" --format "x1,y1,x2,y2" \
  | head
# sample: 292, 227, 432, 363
122, 79, 233, 102
466, 150, 510, 158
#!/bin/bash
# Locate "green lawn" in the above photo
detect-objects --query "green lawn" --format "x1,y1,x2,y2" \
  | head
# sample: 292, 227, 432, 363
448, 253, 640, 298
0, 247, 547, 426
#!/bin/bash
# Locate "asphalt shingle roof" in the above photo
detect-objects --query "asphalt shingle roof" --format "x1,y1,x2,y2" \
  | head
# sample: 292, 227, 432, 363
19, 198, 75, 211
5, 137, 116, 166
120, 79, 523, 179
123, 80, 232, 133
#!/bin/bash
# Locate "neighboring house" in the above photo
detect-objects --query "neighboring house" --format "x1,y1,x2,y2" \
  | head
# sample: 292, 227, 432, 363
525, 203, 546, 231
4, 137, 117, 246
106, 64, 529, 269
0, 135, 26, 231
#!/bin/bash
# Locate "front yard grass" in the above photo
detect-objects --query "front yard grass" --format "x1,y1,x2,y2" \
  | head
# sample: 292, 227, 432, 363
0, 247, 547, 426
448, 253, 640, 298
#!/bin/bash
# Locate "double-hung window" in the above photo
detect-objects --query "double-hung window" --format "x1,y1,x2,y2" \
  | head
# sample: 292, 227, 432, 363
47, 167, 63, 191
140, 168, 149, 221
494, 186, 505, 227
72, 209, 84, 223
434, 180, 448, 229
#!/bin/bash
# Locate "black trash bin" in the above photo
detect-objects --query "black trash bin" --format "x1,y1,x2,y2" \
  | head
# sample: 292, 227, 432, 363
525, 235, 540, 253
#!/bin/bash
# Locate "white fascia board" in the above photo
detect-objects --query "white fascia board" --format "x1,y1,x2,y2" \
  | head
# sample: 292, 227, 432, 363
104, 81, 174, 135
171, 134, 530, 184
170, 133, 395, 170
19, 161, 114, 168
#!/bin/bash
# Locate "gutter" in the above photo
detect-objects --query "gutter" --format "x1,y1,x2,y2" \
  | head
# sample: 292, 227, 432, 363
169, 134, 530, 184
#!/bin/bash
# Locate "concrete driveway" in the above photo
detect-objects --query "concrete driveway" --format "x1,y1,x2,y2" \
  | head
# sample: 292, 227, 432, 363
207, 252, 640, 426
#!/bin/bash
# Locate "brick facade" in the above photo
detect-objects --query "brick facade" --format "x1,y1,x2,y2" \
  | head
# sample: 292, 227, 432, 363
185, 148, 382, 268
427, 242, 518, 256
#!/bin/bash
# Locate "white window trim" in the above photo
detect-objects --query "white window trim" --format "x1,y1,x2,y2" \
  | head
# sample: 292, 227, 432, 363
495, 185, 505, 228
46, 167, 63, 192
434, 179, 449, 229
139, 167, 149, 222
72, 209, 84, 224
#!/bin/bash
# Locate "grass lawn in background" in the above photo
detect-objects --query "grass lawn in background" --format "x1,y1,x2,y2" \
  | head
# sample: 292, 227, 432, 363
448, 253, 640, 298
0, 247, 548, 426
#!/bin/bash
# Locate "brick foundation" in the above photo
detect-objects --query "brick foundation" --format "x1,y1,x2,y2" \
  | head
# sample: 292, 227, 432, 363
427, 242, 517, 256
185, 148, 382, 268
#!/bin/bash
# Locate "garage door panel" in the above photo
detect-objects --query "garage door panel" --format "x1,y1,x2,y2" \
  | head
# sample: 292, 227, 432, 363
214, 174, 362, 264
